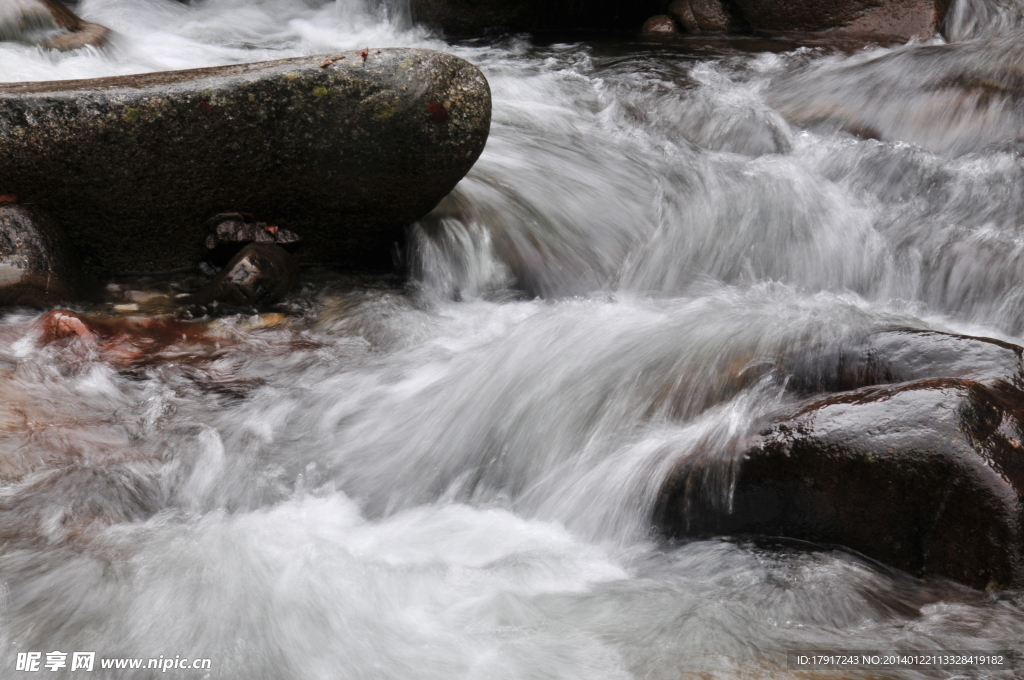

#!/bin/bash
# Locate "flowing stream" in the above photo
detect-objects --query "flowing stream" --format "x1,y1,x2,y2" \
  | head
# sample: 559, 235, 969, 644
2, 0, 1024, 678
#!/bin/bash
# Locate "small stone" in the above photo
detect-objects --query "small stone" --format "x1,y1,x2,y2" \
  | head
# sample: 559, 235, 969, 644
642, 15, 678, 35
191, 243, 300, 308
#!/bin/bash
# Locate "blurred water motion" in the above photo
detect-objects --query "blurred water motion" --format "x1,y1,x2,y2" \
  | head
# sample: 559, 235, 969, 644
1, 0, 1023, 678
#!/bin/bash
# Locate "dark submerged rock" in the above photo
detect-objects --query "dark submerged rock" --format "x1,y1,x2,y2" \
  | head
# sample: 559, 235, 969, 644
190, 243, 300, 308
0, 48, 491, 274
0, 203, 90, 308
656, 378, 1024, 590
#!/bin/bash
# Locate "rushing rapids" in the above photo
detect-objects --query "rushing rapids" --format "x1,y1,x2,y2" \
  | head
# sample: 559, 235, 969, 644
2, 0, 1024, 678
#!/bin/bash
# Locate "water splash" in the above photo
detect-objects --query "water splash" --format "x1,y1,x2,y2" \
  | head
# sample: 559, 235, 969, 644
1, 0, 1023, 678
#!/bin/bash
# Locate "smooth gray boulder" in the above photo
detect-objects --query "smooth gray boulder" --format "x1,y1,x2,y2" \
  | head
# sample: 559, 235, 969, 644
0, 48, 491, 274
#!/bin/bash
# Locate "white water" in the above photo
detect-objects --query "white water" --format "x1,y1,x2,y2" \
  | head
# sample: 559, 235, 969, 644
1, 1, 1024, 678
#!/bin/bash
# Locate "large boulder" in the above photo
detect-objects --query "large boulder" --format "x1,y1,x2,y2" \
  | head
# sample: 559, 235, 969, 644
0, 48, 491, 274
767, 33, 1024, 154
0, 202, 91, 307
656, 378, 1024, 590
730, 0, 948, 39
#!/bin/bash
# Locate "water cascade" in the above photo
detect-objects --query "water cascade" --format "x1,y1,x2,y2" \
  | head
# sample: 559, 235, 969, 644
0, 0, 1023, 677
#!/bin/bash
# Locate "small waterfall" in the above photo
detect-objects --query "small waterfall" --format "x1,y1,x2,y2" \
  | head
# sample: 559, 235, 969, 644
0, 1, 1022, 678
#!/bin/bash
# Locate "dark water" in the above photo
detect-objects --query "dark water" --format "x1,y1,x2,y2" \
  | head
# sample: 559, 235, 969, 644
1, 1, 1023, 678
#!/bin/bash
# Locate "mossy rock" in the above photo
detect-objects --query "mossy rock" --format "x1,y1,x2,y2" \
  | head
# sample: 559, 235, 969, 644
0, 48, 491, 274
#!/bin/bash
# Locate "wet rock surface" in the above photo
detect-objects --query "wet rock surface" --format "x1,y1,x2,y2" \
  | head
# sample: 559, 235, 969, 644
642, 15, 678, 35
204, 213, 301, 265
34, 308, 232, 368
190, 243, 300, 308
0, 203, 90, 308
668, 0, 730, 33
657, 378, 1024, 590
0, 48, 491, 274
767, 33, 1024, 155
731, 0, 947, 38
783, 328, 1024, 394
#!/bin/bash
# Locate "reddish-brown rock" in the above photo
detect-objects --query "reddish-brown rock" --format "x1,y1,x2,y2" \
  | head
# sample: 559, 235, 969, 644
642, 14, 678, 35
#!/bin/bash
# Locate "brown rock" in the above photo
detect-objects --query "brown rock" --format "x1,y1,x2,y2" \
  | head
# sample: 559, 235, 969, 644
36, 309, 227, 366
642, 14, 678, 35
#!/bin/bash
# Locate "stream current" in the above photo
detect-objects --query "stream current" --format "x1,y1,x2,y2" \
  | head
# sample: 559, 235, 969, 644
2, 0, 1024, 677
